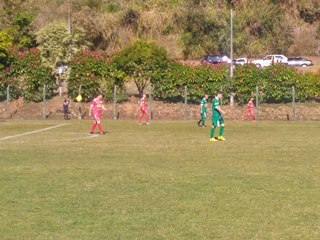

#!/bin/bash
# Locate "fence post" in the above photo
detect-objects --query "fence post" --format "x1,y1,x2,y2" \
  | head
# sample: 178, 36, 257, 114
43, 84, 46, 120
255, 86, 259, 121
113, 85, 117, 120
184, 85, 188, 120
6, 85, 10, 102
149, 87, 153, 120
292, 86, 295, 121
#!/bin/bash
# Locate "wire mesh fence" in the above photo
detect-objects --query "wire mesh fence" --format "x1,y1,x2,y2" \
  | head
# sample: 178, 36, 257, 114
0, 84, 319, 121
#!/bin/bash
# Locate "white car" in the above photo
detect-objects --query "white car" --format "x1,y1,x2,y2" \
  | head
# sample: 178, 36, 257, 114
287, 57, 313, 67
251, 55, 288, 68
233, 57, 248, 66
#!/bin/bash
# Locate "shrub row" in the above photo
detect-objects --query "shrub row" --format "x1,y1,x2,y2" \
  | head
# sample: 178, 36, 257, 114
0, 48, 54, 102
1, 44, 320, 104
154, 63, 320, 104
68, 50, 127, 102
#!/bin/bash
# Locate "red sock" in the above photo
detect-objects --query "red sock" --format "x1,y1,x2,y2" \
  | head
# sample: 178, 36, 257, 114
90, 123, 97, 133
97, 124, 103, 133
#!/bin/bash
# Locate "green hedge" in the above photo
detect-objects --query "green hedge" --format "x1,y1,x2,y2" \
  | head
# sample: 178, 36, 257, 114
233, 64, 320, 104
1, 45, 320, 105
0, 48, 54, 102
154, 62, 320, 104
68, 50, 126, 102
153, 62, 229, 103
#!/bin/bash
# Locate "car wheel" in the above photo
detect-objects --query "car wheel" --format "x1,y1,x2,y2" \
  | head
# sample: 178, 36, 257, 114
301, 64, 307, 67
255, 64, 261, 68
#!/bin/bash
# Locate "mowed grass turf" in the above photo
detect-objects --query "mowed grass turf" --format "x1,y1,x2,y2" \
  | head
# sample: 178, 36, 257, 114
0, 120, 319, 239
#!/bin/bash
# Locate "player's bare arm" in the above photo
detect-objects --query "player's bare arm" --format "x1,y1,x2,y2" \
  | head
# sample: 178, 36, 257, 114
89, 104, 93, 116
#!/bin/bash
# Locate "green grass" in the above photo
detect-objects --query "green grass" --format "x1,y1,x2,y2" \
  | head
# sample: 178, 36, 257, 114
0, 120, 320, 239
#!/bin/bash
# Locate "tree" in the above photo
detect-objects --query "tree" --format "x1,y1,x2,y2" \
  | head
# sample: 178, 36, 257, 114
113, 40, 169, 96
0, 31, 13, 70
36, 22, 87, 71
0, 0, 36, 50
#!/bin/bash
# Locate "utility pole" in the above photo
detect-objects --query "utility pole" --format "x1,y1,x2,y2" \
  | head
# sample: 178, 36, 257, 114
229, 8, 234, 106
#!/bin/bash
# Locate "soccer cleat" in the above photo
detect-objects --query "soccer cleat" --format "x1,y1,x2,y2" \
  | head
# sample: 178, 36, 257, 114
218, 136, 226, 141
89, 132, 95, 134
146, 122, 150, 125
100, 131, 106, 135
209, 138, 218, 142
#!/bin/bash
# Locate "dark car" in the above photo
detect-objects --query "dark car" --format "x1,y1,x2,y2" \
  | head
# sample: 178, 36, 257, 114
201, 55, 231, 66
287, 57, 313, 67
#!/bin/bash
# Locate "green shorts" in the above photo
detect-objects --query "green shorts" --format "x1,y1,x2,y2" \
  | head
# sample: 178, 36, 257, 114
212, 117, 224, 127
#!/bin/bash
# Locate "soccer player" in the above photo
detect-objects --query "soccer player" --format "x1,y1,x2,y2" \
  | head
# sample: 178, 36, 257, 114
242, 97, 255, 121
210, 92, 226, 142
138, 93, 150, 125
89, 93, 107, 134
197, 94, 208, 127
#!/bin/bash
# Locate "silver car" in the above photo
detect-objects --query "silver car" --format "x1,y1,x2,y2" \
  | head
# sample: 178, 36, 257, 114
287, 57, 313, 67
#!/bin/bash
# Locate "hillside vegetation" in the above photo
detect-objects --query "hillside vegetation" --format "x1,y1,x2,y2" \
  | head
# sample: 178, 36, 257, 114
1, 0, 320, 62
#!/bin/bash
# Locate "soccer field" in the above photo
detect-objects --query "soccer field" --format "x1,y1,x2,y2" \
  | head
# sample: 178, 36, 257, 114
0, 120, 319, 239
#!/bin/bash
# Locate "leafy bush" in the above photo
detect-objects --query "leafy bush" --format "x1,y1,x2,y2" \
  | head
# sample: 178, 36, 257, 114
259, 65, 297, 103
233, 64, 320, 104
153, 62, 320, 104
153, 62, 229, 103
1, 47, 54, 102
68, 50, 126, 102
0, 31, 13, 70
295, 72, 320, 101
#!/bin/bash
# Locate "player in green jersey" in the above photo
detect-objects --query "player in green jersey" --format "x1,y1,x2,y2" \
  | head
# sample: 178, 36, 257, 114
197, 94, 208, 127
210, 92, 226, 142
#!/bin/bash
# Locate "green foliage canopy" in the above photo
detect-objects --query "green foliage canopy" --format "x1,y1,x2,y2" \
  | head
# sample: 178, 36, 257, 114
113, 40, 170, 96
36, 22, 87, 72
1, 47, 55, 102
68, 50, 126, 102
0, 31, 13, 70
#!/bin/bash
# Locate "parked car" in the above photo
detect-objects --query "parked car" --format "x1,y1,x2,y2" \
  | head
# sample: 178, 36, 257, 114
233, 57, 248, 66
251, 55, 288, 68
287, 57, 313, 67
201, 55, 231, 66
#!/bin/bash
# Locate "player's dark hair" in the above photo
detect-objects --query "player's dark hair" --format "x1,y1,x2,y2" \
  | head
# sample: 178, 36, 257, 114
217, 91, 222, 96
97, 93, 104, 97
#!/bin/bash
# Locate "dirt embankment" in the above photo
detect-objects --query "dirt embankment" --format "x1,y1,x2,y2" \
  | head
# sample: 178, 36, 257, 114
0, 96, 319, 121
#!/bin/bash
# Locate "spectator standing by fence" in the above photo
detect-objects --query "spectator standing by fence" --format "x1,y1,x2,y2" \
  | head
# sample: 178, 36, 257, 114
63, 98, 70, 120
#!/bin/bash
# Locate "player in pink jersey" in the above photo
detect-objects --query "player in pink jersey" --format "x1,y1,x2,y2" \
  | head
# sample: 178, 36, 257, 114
89, 93, 107, 134
138, 94, 150, 125
242, 97, 255, 121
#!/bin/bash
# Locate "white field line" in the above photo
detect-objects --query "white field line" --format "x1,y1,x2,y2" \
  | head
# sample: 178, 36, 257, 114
0, 124, 67, 141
